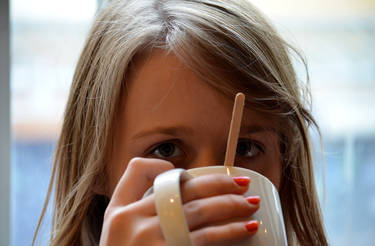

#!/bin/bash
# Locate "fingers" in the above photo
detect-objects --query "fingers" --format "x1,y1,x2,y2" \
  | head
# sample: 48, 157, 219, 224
103, 164, 260, 246
101, 158, 174, 246
184, 194, 260, 230
100, 209, 165, 246
181, 174, 249, 203
125, 193, 157, 216
191, 220, 259, 246
110, 157, 174, 207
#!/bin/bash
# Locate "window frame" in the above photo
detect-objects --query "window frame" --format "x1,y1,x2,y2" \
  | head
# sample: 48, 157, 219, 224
0, 0, 10, 245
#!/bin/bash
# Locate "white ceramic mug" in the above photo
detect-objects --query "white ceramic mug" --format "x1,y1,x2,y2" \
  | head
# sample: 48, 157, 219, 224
144, 166, 287, 246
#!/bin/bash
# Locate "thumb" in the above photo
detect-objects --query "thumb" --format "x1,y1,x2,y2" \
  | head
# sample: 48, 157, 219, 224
110, 157, 174, 206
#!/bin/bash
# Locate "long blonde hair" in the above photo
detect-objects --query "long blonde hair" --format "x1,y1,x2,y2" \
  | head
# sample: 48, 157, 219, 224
34, 0, 328, 245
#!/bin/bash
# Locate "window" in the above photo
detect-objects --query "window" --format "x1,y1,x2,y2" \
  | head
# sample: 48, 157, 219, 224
255, 1, 375, 244
11, 0, 97, 244
10, 0, 375, 245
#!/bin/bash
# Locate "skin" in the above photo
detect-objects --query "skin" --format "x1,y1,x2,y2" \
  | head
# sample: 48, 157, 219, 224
99, 50, 282, 246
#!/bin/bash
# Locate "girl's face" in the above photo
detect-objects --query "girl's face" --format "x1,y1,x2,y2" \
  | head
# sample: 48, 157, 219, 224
106, 50, 282, 196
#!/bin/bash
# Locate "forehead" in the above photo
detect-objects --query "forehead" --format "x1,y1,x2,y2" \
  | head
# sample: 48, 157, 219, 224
121, 50, 274, 136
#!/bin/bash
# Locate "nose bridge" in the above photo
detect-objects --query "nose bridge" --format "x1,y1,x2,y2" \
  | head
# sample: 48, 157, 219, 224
188, 146, 224, 169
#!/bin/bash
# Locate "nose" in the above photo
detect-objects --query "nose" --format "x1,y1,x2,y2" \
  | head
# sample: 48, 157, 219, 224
187, 147, 224, 169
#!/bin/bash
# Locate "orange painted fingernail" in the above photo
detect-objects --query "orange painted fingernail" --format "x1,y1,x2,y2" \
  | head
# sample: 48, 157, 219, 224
245, 220, 259, 232
245, 196, 260, 205
233, 177, 250, 186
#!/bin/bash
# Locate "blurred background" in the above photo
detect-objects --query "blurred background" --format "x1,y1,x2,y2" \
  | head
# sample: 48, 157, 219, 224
10, 0, 375, 245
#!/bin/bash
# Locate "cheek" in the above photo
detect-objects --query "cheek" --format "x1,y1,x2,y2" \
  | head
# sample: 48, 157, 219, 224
106, 136, 131, 196
264, 144, 282, 191
106, 160, 125, 197
251, 157, 282, 191
253, 138, 282, 190
266, 160, 282, 191
267, 136, 283, 190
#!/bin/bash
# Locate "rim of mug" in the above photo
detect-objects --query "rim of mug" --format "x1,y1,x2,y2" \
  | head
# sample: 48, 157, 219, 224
186, 166, 277, 190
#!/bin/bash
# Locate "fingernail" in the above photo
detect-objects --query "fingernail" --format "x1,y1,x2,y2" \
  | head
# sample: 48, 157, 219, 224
245, 220, 259, 232
245, 196, 260, 205
233, 176, 250, 186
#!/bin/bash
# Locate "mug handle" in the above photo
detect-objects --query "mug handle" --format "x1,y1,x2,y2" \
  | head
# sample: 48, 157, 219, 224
154, 168, 194, 246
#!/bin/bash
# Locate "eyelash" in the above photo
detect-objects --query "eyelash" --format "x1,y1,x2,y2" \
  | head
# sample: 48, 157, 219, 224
147, 139, 185, 159
236, 139, 265, 158
147, 139, 264, 160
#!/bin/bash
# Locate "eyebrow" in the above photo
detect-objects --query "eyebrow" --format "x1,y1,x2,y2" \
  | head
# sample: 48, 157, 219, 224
131, 124, 277, 140
240, 125, 278, 135
132, 126, 195, 140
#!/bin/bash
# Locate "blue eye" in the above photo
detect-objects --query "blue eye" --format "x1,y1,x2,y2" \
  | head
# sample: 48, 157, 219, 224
236, 140, 263, 158
151, 143, 183, 158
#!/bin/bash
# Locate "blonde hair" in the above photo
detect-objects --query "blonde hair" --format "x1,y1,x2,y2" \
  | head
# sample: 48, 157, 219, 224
33, 0, 328, 245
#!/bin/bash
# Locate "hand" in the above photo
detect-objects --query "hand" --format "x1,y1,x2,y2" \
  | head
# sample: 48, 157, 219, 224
99, 157, 260, 246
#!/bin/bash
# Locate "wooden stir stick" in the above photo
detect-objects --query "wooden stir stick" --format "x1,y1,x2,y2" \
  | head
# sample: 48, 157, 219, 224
224, 92, 245, 167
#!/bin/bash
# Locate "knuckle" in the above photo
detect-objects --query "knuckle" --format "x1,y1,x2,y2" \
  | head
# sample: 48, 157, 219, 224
227, 224, 239, 236
104, 207, 131, 227
212, 174, 232, 185
223, 224, 243, 243
212, 174, 237, 191
128, 157, 174, 171
135, 222, 154, 238
127, 157, 145, 170
195, 225, 244, 246
185, 200, 203, 218
226, 194, 245, 212
226, 194, 240, 204
197, 228, 215, 246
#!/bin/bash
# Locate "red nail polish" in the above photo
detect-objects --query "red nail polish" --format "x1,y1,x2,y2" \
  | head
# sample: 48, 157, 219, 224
246, 196, 260, 205
233, 177, 250, 186
245, 220, 259, 232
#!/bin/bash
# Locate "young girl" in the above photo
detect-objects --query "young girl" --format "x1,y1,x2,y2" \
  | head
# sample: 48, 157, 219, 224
34, 0, 328, 245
